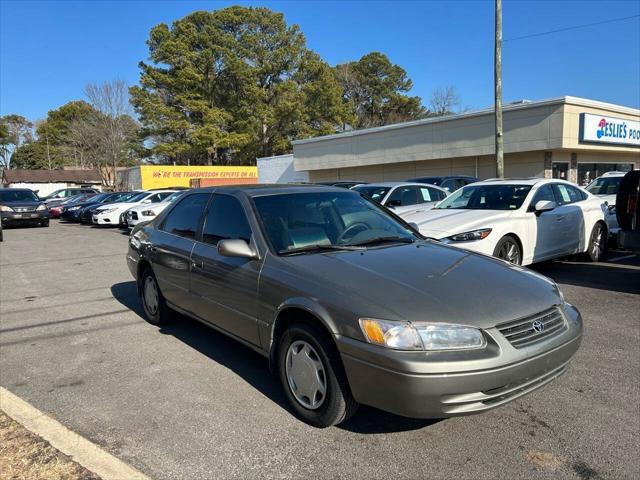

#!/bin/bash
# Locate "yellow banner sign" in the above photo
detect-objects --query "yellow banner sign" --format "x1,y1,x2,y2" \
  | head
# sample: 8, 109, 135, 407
139, 165, 258, 190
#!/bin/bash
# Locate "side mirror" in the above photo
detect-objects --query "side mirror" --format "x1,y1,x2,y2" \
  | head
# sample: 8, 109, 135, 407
534, 200, 556, 213
217, 239, 258, 260
408, 222, 419, 230
386, 199, 401, 208
142, 199, 152, 204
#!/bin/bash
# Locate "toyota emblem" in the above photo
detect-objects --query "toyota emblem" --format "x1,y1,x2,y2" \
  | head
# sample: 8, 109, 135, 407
532, 320, 545, 333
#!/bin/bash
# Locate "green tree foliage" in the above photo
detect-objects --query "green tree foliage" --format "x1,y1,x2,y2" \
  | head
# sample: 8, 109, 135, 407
130, 6, 352, 164
335, 52, 427, 129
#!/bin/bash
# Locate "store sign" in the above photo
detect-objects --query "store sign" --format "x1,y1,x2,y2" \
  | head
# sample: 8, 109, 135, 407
580, 113, 640, 147
139, 165, 257, 189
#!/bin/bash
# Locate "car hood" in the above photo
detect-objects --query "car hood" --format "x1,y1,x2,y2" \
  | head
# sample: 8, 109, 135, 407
2, 201, 42, 208
128, 202, 169, 213
404, 209, 512, 238
96, 202, 135, 212
283, 242, 560, 329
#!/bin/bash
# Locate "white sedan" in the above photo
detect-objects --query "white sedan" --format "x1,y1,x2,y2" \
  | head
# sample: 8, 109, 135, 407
404, 178, 607, 266
351, 182, 448, 216
125, 191, 184, 228
93, 190, 177, 226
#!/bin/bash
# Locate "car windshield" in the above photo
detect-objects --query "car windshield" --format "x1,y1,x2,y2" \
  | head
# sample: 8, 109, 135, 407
586, 177, 622, 196
0, 190, 39, 202
253, 191, 416, 255
436, 184, 532, 210
128, 192, 150, 203
351, 185, 391, 203
86, 193, 111, 203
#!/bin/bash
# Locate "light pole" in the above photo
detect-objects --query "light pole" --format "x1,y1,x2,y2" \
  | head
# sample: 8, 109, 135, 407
495, 0, 504, 178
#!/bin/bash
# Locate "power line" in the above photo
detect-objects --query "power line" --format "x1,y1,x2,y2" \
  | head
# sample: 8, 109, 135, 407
504, 14, 640, 42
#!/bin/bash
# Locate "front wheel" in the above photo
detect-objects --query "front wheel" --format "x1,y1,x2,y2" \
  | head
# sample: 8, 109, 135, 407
493, 235, 522, 265
583, 223, 605, 262
40, 219, 50, 227
277, 323, 358, 428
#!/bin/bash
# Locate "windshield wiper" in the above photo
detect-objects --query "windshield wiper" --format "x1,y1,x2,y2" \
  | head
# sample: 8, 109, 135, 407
344, 236, 416, 247
279, 244, 365, 256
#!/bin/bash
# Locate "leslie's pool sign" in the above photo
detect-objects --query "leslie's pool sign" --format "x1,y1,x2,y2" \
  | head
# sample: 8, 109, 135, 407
580, 113, 640, 147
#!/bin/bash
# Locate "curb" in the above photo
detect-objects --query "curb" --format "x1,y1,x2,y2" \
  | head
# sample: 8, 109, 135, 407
0, 387, 150, 480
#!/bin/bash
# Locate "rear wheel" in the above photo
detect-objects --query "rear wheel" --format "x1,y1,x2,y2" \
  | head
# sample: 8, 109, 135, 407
277, 322, 358, 428
493, 235, 522, 265
140, 267, 173, 325
583, 222, 605, 262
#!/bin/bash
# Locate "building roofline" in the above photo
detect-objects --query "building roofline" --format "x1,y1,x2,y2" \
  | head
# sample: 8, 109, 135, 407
292, 96, 640, 146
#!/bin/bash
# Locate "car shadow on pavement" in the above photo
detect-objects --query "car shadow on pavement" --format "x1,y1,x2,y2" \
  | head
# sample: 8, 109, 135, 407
531, 254, 640, 295
111, 280, 440, 434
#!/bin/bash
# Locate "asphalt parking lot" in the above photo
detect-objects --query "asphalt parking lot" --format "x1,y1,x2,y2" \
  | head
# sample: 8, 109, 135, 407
1, 222, 639, 479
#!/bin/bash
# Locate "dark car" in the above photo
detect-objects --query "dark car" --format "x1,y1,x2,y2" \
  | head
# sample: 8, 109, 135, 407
0, 188, 50, 228
127, 185, 582, 428
60, 192, 122, 222
616, 170, 640, 252
407, 175, 478, 192
78, 191, 137, 224
315, 181, 367, 189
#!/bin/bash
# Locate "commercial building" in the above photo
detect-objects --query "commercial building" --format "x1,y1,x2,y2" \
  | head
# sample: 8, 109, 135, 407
1, 168, 102, 197
292, 96, 639, 186
257, 154, 309, 184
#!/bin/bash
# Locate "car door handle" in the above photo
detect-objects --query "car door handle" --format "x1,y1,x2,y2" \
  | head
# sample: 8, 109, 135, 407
192, 260, 203, 269
556, 216, 565, 221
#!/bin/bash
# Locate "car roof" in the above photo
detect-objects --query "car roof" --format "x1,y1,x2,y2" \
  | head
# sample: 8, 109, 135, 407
352, 181, 444, 188
478, 178, 577, 187
187, 183, 352, 197
598, 171, 627, 177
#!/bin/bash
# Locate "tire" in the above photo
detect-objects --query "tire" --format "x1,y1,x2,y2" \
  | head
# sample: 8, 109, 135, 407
41, 220, 50, 227
277, 322, 358, 428
139, 266, 173, 325
583, 222, 606, 262
493, 235, 522, 265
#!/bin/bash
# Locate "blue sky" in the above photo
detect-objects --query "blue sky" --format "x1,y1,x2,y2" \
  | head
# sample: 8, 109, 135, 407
1, 0, 639, 121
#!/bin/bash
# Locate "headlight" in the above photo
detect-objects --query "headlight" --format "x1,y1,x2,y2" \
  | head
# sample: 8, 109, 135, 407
0, 205, 14, 212
447, 228, 492, 242
36, 204, 48, 211
141, 210, 156, 216
359, 318, 486, 351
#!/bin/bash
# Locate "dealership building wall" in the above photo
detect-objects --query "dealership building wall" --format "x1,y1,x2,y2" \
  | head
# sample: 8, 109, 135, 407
292, 96, 639, 186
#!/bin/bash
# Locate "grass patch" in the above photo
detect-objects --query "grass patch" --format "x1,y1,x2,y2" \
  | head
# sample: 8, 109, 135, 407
0, 410, 100, 480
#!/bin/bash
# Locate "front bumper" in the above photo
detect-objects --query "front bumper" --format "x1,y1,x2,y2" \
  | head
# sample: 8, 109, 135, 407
92, 212, 120, 225
337, 304, 583, 418
1, 211, 49, 225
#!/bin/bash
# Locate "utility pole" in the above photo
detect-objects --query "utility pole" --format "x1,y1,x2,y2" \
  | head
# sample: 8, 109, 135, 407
494, 0, 504, 178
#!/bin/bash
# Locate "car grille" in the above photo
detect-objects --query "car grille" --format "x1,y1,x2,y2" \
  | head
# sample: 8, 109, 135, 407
14, 206, 36, 213
497, 307, 567, 348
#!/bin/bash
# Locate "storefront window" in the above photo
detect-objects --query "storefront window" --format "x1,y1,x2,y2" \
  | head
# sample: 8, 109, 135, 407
552, 162, 569, 180
577, 163, 634, 186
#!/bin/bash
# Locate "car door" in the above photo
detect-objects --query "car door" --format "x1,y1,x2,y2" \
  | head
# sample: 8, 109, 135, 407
552, 183, 585, 254
527, 184, 565, 261
189, 193, 261, 346
148, 193, 211, 309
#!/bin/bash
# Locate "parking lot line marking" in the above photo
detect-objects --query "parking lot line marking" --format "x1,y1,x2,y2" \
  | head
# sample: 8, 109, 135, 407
0, 387, 150, 480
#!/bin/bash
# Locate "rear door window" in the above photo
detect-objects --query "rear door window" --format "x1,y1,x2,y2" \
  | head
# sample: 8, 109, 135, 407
161, 193, 210, 239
